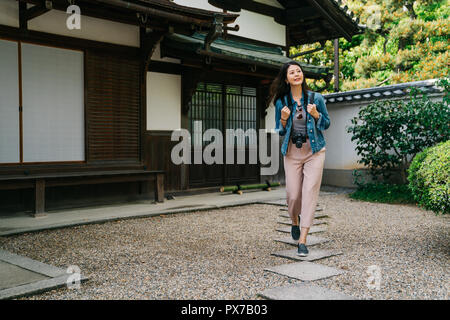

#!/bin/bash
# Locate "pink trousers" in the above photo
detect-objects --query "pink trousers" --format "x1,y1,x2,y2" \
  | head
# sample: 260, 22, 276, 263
283, 137, 326, 228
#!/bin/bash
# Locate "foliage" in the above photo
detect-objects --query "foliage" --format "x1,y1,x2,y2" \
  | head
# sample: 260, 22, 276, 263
407, 140, 450, 214
346, 79, 450, 183
291, 0, 450, 92
348, 182, 415, 204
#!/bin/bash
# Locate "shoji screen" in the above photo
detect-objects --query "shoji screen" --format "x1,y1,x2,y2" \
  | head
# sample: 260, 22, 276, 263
0, 39, 20, 163
21, 43, 84, 162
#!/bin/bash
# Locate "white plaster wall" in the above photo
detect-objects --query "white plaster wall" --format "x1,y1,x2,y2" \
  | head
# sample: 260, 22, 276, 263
323, 102, 365, 170
175, 0, 286, 46
147, 72, 181, 131
151, 42, 181, 64
173, 0, 223, 12
0, 0, 19, 27
28, 9, 140, 47
229, 9, 285, 46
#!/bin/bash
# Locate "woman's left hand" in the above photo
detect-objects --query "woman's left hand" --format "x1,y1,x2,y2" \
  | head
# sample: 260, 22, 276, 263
307, 103, 320, 120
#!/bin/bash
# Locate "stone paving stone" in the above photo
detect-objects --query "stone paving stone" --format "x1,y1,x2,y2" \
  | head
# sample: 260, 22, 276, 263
271, 248, 343, 262
0, 261, 49, 290
277, 219, 327, 226
264, 261, 345, 281
0, 249, 88, 300
258, 283, 356, 300
279, 212, 328, 219
262, 200, 323, 208
259, 199, 287, 206
274, 235, 330, 247
276, 225, 327, 234
280, 207, 323, 212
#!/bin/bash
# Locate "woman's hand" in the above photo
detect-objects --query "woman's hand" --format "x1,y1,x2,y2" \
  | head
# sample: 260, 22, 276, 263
281, 106, 291, 121
307, 103, 320, 120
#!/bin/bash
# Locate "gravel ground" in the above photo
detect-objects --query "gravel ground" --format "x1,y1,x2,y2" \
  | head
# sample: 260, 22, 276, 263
0, 192, 448, 300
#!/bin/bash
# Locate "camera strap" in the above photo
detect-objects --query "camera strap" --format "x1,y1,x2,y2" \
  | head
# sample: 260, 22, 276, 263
284, 91, 316, 136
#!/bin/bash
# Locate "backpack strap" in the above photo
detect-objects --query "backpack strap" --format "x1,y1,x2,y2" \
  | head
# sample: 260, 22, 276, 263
308, 91, 315, 105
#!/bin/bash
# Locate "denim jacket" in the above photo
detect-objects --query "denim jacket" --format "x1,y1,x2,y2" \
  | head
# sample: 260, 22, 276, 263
274, 90, 330, 156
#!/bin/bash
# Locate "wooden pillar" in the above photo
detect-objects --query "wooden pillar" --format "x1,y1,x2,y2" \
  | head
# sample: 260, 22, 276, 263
333, 38, 339, 92
34, 179, 46, 217
155, 173, 165, 202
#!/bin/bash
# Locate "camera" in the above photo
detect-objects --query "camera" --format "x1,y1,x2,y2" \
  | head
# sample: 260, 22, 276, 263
291, 132, 307, 148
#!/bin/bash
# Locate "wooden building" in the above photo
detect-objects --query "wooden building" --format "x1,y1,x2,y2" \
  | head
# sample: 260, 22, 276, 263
0, 0, 362, 214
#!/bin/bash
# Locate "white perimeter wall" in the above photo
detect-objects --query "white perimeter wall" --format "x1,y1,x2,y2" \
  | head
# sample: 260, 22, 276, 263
266, 94, 445, 171
265, 99, 401, 171
146, 72, 181, 131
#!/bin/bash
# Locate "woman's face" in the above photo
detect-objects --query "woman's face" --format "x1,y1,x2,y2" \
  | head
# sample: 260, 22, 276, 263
286, 64, 303, 86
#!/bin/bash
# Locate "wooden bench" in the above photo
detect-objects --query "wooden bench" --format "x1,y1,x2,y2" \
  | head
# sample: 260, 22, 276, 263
0, 170, 165, 216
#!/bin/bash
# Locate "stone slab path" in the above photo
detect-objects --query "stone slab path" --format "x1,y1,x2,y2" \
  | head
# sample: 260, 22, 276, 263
0, 249, 88, 300
279, 212, 328, 219
271, 248, 343, 262
275, 225, 328, 234
264, 261, 345, 281
277, 218, 327, 226
274, 235, 330, 247
258, 200, 355, 300
279, 207, 324, 212
258, 283, 356, 300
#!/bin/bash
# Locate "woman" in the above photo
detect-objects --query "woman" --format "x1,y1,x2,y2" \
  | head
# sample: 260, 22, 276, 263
268, 61, 330, 256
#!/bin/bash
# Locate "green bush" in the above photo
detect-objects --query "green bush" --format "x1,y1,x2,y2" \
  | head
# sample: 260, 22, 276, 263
349, 182, 415, 204
347, 78, 450, 184
408, 140, 450, 214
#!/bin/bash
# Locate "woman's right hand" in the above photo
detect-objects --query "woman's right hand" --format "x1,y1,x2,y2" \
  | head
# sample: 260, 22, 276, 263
281, 106, 291, 121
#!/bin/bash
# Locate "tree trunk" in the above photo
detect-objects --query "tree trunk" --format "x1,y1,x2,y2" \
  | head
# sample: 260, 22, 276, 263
405, 2, 417, 20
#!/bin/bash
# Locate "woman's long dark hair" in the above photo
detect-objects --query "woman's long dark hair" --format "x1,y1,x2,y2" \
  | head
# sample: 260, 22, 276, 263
267, 61, 310, 109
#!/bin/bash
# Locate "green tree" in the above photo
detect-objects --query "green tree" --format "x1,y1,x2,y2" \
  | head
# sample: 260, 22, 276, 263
290, 0, 449, 92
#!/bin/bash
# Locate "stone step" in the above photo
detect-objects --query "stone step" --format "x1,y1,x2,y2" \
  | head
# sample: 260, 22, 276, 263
276, 225, 327, 235
277, 219, 327, 226
279, 212, 328, 219
280, 207, 323, 212
258, 283, 355, 300
271, 248, 342, 262
274, 235, 330, 247
264, 261, 345, 281
258, 199, 288, 206
261, 200, 322, 208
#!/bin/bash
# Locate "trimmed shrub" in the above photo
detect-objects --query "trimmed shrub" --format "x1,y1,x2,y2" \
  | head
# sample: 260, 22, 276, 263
347, 78, 450, 184
408, 140, 450, 214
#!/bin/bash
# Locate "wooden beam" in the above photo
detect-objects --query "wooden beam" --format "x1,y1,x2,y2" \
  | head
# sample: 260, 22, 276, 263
240, 0, 284, 20
140, 28, 167, 71
19, 1, 28, 29
182, 69, 206, 114
0, 24, 140, 56
305, 0, 352, 41
275, 0, 286, 8
210, 0, 284, 22
26, 3, 51, 21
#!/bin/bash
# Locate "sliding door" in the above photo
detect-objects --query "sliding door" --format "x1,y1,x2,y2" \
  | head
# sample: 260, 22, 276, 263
0, 39, 20, 163
0, 40, 84, 164
21, 43, 84, 162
